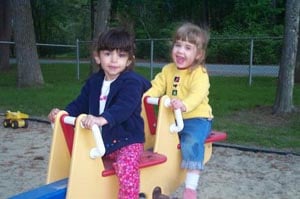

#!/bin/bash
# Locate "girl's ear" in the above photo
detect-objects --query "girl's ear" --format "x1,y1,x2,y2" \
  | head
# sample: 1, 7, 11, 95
94, 56, 101, 64
126, 55, 134, 66
93, 51, 101, 64
126, 60, 132, 67
196, 50, 205, 62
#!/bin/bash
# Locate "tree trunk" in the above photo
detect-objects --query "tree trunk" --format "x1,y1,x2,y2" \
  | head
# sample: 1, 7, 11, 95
273, 0, 300, 114
11, 0, 44, 87
0, 0, 12, 71
90, 0, 111, 73
295, 20, 300, 83
93, 0, 111, 42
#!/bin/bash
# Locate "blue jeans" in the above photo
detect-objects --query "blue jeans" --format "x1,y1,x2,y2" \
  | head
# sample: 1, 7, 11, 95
179, 118, 212, 170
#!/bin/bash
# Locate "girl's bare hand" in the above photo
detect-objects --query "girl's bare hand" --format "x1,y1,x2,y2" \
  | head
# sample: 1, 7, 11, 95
82, 115, 108, 129
82, 115, 98, 129
170, 99, 186, 112
48, 108, 60, 123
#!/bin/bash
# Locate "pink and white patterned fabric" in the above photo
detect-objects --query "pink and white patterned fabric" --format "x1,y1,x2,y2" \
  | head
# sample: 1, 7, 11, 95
107, 143, 143, 199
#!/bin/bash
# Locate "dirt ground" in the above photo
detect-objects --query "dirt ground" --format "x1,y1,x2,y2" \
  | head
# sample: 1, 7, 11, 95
0, 116, 299, 199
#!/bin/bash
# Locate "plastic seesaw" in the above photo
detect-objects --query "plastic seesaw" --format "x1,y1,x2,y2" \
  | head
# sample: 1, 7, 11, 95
9, 95, 227, 199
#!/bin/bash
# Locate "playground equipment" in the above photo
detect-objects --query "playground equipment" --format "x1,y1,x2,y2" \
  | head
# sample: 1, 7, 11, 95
9, 95, 227, 199
2, 110, 29, 129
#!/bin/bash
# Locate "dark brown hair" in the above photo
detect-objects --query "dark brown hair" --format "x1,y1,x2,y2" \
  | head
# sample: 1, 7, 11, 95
95, 27, 136, 70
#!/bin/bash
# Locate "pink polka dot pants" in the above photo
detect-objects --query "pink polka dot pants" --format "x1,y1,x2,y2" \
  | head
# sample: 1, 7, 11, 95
108, 143, 143, 199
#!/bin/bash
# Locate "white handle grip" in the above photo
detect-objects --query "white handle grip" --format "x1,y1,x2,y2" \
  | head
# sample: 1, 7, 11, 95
63, 116, 76, 125
63, 116, 106, 159
145, 96, 160, 105
146, 96, 184, 133
169, 109, 184, 133
89, 125, 106, 159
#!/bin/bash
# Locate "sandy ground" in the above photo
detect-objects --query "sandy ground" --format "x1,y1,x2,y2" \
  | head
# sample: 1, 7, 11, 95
0, 117, 299, 199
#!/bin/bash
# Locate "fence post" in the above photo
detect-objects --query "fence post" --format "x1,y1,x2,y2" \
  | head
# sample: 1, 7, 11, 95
76, 39, 80, 80
150, 39, 154, 79
248, 38, 254, 86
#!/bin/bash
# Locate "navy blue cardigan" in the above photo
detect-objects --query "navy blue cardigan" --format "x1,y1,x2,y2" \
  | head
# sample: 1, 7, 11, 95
66, 70, 151, 154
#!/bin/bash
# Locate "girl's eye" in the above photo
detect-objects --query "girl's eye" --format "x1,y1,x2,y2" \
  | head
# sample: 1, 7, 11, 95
119, 52, 128, 57
185, 46, 191, 50
103, 51, 111, 56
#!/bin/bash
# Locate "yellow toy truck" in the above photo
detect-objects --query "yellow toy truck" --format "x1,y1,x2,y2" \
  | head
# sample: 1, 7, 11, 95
3, 110, 29, 129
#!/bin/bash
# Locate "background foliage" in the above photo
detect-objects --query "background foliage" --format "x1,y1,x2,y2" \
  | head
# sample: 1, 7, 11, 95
29, 0, 285, 64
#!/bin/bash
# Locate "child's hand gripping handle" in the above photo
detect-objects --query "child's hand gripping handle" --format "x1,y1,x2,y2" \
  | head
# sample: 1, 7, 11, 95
164, 98, 184, 133
58, 115, 106, 159
79, 121, 105, 159
145, 96, 184, 133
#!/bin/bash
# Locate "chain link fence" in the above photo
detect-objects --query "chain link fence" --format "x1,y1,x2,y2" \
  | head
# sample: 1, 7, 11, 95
1, 36, 282, 85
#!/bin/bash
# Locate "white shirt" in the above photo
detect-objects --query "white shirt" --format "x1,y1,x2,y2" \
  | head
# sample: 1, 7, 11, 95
99, 79, 114, 114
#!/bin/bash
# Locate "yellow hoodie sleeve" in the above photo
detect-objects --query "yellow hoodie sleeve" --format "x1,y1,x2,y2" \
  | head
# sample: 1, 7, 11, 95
182, 68, 210, 113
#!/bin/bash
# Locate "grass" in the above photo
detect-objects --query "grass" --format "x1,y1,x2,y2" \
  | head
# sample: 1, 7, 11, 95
0, 64, 299, 153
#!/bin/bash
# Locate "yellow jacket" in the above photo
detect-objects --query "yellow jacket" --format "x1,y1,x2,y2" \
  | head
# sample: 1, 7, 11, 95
145, 63, 213, 119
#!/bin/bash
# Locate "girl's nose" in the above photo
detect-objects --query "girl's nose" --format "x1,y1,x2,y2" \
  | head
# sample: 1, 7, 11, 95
176, 46, 184, 53
180, 46, 186, 53
111, 52, 118, 62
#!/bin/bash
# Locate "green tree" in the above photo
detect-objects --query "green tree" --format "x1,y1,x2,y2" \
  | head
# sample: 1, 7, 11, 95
31, 0, 91, 56
222, 0, 284, 35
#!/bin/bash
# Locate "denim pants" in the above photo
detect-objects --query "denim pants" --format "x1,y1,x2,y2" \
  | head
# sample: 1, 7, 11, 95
179, 118, 212, 170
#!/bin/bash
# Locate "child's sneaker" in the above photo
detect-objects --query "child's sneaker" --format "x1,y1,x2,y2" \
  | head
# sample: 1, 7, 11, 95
183, 188, 197, 199
152, 186, 171, 199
